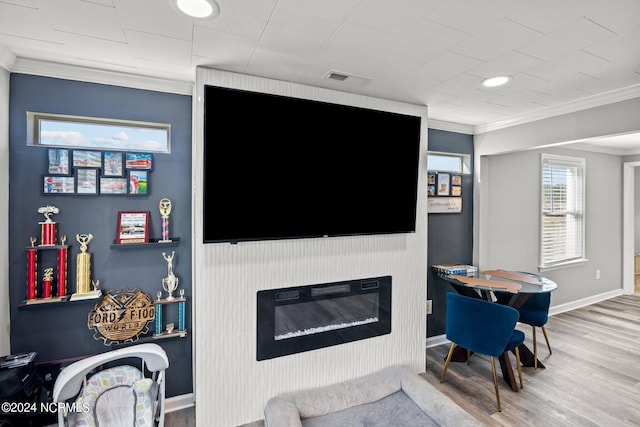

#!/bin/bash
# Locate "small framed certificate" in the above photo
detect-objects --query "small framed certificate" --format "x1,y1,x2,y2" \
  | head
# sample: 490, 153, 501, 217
116, 211, 150, 244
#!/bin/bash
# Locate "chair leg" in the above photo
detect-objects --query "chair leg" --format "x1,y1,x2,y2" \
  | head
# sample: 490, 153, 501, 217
532, 326, 538, 369
466, 349, 471, 365
490, 356, 501, 412
515, 347, 523, 389
440, 343, 456, 383
541, 326, 552, 355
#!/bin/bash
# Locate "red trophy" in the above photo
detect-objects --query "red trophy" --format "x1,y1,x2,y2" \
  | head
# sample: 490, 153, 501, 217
38, 205, 59, 246
42, 267, 53, 298
26, 237, 37, 300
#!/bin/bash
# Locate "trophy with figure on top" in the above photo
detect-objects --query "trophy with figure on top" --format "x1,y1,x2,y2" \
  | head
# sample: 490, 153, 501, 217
69, 233, 102, 301
158, 198, 173, 243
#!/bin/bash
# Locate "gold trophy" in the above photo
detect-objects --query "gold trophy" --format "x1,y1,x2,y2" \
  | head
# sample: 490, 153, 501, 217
162, 251, 179, 300
70, 233, 102, 301
159, 198, 172, 243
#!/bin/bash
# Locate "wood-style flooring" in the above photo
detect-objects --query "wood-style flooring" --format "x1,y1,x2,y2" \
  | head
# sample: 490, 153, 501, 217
170, 294, 640, 426
423, 294, 640, 426
164, 405, 195, 427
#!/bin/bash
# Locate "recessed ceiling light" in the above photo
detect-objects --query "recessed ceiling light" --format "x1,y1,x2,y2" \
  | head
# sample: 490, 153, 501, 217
175, 0, 219, 18
482, 75, 511, 88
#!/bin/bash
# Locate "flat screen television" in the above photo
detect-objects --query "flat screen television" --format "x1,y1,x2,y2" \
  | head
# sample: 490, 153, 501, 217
203, 84, 421, 243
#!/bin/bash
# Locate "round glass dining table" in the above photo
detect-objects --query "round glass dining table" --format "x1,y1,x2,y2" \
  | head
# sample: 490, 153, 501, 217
435, 269, 558, 391
437, 269, 557, 308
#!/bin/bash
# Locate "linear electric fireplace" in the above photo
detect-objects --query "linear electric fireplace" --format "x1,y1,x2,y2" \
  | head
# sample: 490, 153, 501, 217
257, 276, 391, 360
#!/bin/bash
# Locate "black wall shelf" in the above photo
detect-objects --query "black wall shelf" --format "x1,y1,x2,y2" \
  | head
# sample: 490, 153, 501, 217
18, 296, 100, 310
110, 237, 180, 249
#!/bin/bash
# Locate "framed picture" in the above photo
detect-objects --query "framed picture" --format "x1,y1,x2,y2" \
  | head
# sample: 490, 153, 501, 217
125, 153, 153, 170
48, 149, 70, 175
43, 175, 75, 194
451, 186, 462, 196
129, 170, 148, 195
76, 168, 98, 195
437, 172, 450, 196
428, 185, 436, 196
103, 151, 124, 177
73, 150, 102, 168
100, 177, 128, 195
451, 175, 462, 186
427, 172, 436, 185
116, 211, 150, 244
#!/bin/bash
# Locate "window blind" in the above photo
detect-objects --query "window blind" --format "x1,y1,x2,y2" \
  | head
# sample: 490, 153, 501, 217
540, 155, 585, 268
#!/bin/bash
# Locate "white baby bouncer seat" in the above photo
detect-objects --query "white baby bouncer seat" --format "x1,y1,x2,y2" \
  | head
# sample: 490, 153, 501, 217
52, 343, 169, 427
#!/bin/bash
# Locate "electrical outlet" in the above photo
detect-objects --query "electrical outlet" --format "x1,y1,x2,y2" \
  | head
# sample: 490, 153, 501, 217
596, 269, 601, 280
426, 300, 433, 315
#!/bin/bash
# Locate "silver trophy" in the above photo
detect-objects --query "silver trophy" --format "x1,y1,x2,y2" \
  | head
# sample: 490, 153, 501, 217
162, 251, 179, 300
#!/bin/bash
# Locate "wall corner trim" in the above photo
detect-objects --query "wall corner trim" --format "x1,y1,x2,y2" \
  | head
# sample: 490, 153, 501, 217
165, 393, 195, 413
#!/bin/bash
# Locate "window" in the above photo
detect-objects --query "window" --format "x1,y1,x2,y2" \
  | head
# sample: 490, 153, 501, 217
540, 154, 586, 269
27, 112, 171, 153
427, 152, 471, 174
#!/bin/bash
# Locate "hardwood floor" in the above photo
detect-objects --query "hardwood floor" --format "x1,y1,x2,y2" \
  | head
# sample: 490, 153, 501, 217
423, 294, 640, 426
169, 295, 640, 426
165, 405, 195, 427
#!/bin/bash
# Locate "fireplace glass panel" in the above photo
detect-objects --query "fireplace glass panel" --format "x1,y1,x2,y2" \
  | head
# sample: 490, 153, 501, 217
256, 276, 391, 360
274, 293, 379, 340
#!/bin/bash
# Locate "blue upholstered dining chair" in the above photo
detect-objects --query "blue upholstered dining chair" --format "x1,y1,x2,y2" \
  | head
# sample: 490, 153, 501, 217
440, 292, 524, 412
517, 292, 552, 368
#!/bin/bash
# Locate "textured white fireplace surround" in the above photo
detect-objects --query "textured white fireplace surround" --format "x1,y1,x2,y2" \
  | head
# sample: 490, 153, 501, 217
193, 68, 429, 427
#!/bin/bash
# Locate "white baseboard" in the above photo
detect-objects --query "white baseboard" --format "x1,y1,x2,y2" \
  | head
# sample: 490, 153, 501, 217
548, 289, 623, 316
165, 393, 195, 413
426, 334, 449, 348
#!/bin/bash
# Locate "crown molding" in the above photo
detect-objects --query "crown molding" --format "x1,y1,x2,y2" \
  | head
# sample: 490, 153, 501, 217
0, 44, 16, 72
475, 83, 640, 135
427, 118, 474, 135
10, 57, 194, 96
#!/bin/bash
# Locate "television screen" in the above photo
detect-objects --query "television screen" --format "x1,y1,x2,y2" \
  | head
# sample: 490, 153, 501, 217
203, 85, 421, 243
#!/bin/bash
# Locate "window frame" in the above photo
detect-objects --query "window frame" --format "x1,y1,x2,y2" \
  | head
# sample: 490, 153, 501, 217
427, 151, 471, 174
539, 153, 587, 271
27, 111, 171, 153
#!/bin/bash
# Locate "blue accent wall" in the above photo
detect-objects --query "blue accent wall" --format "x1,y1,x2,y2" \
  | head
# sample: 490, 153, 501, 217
427, 128, 474, 337
8, 74, 193, 396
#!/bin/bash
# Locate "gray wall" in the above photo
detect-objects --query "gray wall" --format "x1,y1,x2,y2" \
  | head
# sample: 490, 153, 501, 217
426, 128, 473, 337
636, 167, 640, 253
481, 146, 622, 305
0, 66, 8, 355
8, 74, 193, 397
475, 97, 640, 308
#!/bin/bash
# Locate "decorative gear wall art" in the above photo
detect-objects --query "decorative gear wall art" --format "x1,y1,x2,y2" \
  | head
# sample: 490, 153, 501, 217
87, 288, 155, 345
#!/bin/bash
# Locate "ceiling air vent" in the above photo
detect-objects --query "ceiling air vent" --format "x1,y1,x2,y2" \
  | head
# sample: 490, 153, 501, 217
327, 72, 349, 82
323, 71, 372, 87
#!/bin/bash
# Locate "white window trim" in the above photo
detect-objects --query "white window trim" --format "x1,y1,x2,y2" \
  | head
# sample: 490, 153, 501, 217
539, 153, 587, 271
427, 151, 471, 174
26, 111, 171, 153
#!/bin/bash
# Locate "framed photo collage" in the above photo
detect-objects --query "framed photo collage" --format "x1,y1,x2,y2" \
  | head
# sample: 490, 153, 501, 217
427, 171, 462, 197
43, 149, 152, 196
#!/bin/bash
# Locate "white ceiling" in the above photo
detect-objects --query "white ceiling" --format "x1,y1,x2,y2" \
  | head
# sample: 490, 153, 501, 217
1, 0, 639, 148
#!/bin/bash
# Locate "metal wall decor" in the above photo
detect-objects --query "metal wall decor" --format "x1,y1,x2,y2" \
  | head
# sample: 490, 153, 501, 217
87, 288, 155, 345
